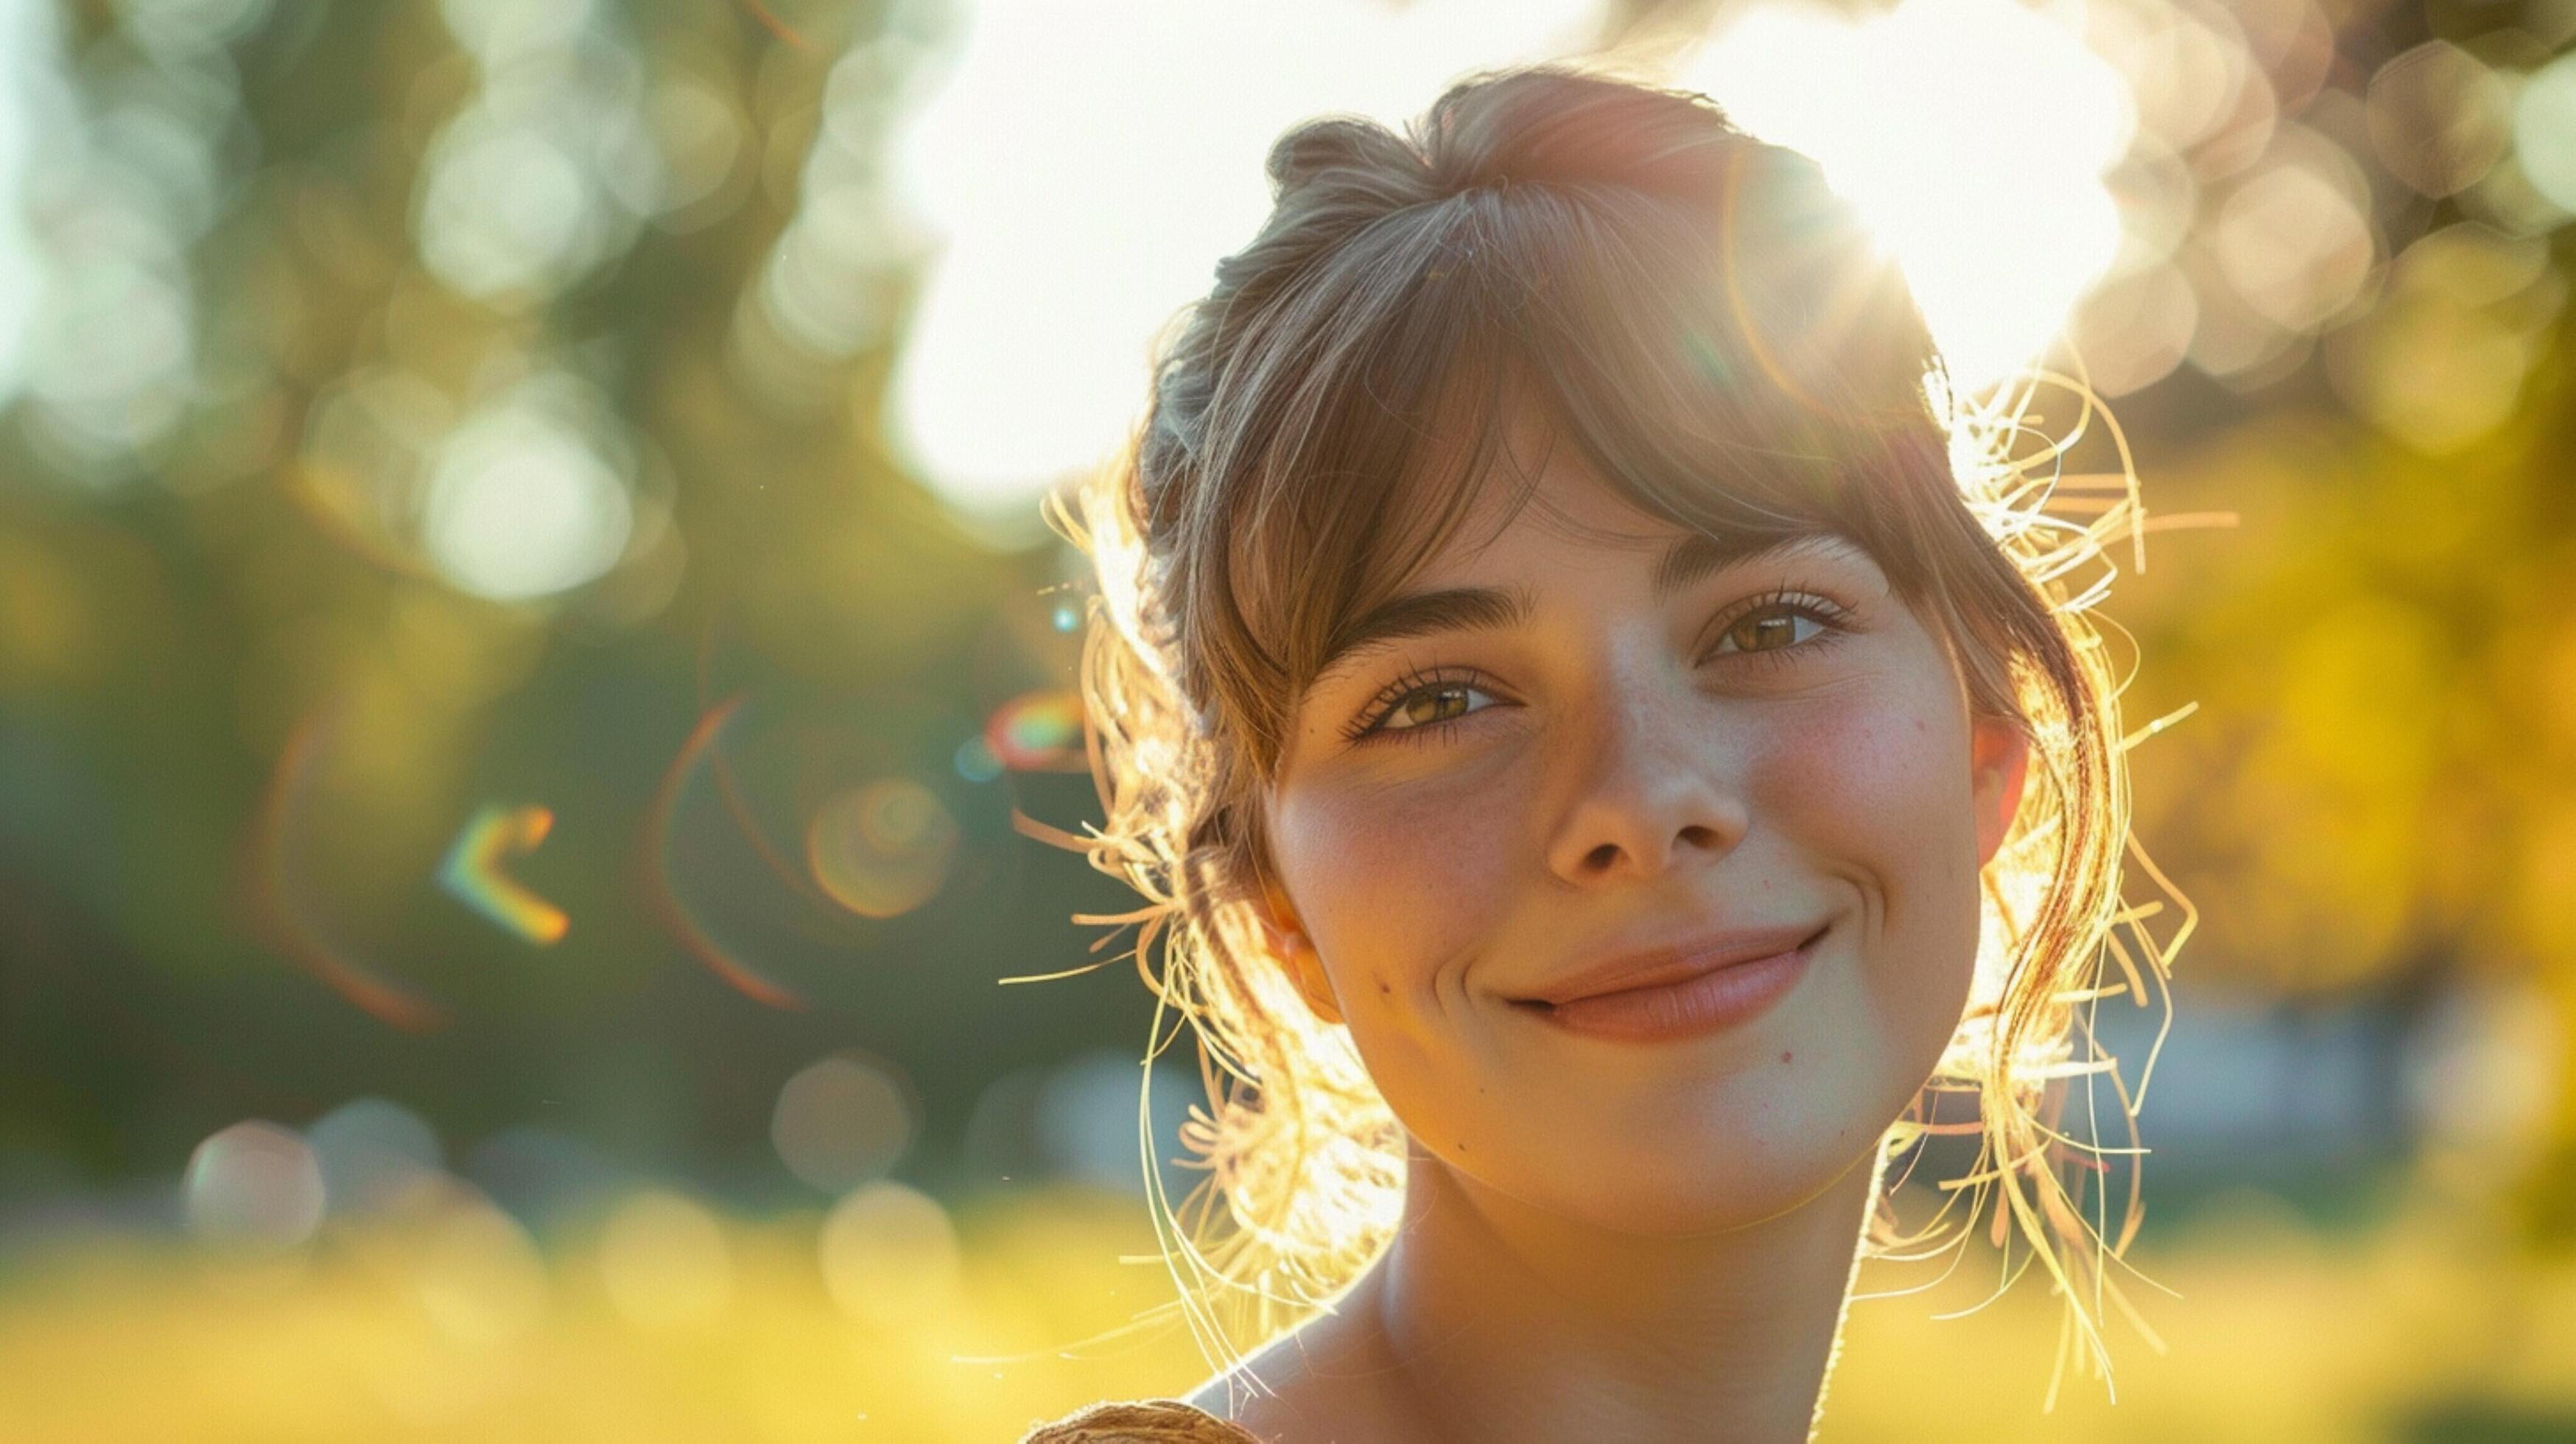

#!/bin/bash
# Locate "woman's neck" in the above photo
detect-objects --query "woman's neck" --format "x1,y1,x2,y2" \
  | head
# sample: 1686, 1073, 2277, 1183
1242, 1142, 1885, 1444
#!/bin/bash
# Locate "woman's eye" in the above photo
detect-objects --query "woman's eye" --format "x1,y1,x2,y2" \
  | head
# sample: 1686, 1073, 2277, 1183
1708, 603, 1836, 659
1359, 679, 1501, 740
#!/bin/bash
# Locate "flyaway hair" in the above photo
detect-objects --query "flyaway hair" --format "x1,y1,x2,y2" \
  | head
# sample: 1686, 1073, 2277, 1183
1019, 60, 2193, 1409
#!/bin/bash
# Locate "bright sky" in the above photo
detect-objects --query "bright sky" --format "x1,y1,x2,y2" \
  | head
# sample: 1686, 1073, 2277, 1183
881, 0, 1614, 536
881, 0, 2138, 535
1680, 0, 2133, 393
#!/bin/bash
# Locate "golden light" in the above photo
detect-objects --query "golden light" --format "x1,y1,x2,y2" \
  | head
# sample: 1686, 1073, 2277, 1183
1679, 0, 2134, 393
2323, 222, 2547, 455
878, 0, 1612, 536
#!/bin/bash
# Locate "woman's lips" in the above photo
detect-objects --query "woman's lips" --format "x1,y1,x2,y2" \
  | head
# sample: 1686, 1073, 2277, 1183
1517, 924, 1825, 1042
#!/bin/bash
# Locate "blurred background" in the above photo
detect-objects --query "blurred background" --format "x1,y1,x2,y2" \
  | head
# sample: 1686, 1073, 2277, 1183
0, 0, 2570, 1438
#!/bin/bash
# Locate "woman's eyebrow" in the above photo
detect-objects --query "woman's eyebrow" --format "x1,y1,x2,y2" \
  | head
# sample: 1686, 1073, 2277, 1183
1312, 583, 1536, 687
1311, 530, 1836, 687
1653, 528, 1846, 599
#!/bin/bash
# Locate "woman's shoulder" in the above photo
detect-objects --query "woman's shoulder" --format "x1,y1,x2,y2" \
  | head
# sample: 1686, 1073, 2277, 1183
1018, 1396, 1266, 1444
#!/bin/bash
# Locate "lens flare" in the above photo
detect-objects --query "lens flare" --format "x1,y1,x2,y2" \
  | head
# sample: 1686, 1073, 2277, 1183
805, 778, 960, 919
243, 703, 446, 1032
982, 688, 1085, 772
954, 735, 1004, 782
691, 618, 842, 913
642, 698, 805, 1010
438, 803, 569, 944
1682, 0, 2131, 392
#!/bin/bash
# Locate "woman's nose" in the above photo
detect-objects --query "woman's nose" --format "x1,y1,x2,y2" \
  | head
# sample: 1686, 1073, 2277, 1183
1541, 681, 1750, 888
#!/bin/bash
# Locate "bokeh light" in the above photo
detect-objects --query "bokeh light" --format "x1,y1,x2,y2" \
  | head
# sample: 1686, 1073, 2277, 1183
416, 0, 661, 306
183, 1120, 326, 1252
771, 1051, 916, 1194
2367, 41, 2511, 199
594, 1188, 734, 1330
2063, 260, 2200, 396
816, 1179, 962, 1328
412, 1189, 552, 1347
2514, 51, 2576, 212
7, 0, 223, 480
417, 376, 636, 602
2402, 977, 2566, 1187
306, 1096, 445, 1216
2323, 221, 2558, 454
2205, 126, 2376, 336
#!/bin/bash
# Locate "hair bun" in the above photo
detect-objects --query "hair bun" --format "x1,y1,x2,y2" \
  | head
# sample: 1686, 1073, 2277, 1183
1418, 65, 1748, 200
1263, 116, 1428, 200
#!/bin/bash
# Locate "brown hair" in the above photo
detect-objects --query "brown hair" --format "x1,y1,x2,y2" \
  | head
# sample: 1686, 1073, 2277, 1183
1029, 60, 2186, 1401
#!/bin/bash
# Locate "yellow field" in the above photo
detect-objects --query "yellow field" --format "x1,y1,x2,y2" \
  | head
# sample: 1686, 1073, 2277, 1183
1, 1182, 2569, 1443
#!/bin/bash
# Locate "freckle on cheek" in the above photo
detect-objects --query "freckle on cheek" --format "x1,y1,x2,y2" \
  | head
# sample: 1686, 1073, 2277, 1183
1780, 1051, 1793, 1065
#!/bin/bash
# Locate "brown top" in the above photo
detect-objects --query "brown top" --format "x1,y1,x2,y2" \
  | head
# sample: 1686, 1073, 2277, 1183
1019, 1398, 1264, 1443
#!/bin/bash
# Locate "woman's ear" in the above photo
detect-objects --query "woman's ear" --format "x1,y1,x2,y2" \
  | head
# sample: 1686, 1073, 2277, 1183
1257, 878, 1344, 1026
1970, 715, 2032, 869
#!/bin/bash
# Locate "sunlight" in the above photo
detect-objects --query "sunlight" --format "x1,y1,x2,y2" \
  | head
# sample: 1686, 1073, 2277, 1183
1679, 0, 2135, 393
879, 0, 1610, 534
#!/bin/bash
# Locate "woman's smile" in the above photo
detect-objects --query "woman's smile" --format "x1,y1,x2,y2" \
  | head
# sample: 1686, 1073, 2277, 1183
1508, 918, 1831, 1044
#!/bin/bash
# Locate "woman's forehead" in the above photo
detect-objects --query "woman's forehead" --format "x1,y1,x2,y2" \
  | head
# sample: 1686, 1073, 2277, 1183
1391, 427, 1730, 591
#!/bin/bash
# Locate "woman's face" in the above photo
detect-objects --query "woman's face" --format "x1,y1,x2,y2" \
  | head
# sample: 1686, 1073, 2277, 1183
1257, 430, 2029, 1236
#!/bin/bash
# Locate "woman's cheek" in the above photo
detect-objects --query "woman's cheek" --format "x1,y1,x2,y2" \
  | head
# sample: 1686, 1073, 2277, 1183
1748, 673, 1984, 1010
1741, 665, 1978, 913
1278, 760, 1522, 1009
1752, 684, 1961, 850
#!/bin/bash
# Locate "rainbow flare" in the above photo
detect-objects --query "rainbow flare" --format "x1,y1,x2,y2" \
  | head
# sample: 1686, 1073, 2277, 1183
439, 804, 571, 945
981, 690, 1086, 772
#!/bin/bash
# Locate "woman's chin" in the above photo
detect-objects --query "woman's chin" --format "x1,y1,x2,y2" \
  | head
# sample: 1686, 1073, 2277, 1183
1465, 1140, 1880, 1241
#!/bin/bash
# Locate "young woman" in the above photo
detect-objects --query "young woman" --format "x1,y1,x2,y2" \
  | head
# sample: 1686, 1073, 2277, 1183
1023, 61, 2170, 1444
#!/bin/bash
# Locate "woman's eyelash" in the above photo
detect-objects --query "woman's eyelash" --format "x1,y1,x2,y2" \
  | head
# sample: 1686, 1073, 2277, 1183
1340, 583, 1856, 746
1341, 665, 1497, 745
1700, 586, 1855, 665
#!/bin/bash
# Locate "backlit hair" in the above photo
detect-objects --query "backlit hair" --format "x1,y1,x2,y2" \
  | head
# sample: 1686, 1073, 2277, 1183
1025, 60, 2190, 1407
